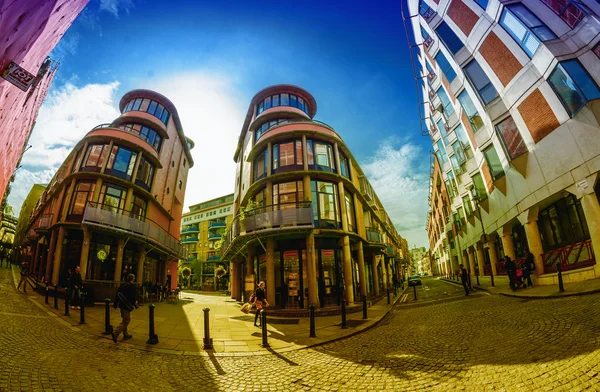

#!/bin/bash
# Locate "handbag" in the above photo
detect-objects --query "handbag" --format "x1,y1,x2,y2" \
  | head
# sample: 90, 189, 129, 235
249, 293, 256, 303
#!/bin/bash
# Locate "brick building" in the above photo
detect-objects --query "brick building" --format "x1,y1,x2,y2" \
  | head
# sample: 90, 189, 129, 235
409, 0, 600, 286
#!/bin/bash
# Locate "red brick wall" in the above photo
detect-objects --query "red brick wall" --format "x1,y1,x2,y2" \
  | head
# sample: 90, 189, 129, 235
517, 89, 560, 143
447, 0, 479, 36
479, 32, 522, 87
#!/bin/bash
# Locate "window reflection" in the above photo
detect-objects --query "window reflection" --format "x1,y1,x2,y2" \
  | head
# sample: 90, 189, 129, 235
256, 93, 310, 116
123, 98, 170, 125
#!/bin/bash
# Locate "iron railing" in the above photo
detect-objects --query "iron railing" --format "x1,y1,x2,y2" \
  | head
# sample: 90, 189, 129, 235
181, 237, 199, 243
208, 233, 222, 240
181, 227, 199, 233
82, 202, 186, 259
221, 201, 313, 256
208, 222, 227, 229
365, 227, 383, 243
542, 240, 595, 273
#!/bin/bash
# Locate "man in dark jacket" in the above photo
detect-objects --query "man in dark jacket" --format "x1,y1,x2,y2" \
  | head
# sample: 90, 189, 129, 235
504, 256, 517, 291
459, 264, 470, 296
112, 273, 138, 342
70, 266, 82, 309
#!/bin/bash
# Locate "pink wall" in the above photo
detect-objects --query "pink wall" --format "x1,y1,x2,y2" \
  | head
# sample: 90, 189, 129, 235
0, 0, 89, 203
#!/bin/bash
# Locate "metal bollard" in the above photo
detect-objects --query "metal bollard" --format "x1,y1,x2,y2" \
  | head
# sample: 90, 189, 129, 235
54, 284, 59, 309
362, 294, 368, 319
413, 284, 417, 300
65, 288, 70, 316
557, 262, 565, 293
45, 282, 49, 304
387, 288, 390, 305
102, 299, 113, 335
341, 299, 347, 329
260, 310, 269, 348
202, 307, 213, 349
476, 274, 480, 286
147, 304, 159, 344
79, 291, 86, 324
309, 304, 316, 337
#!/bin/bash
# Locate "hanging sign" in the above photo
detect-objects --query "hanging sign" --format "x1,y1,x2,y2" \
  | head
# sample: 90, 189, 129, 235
283, 251, 298, 258
1, 62, 35, 91
97, 249, 107, 261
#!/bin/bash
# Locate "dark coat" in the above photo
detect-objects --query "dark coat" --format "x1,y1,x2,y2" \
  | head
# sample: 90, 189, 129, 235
114, 281, 138, 312
71, 272, 82, 289
504, 259, 516, 273
460, 268, 469, 283
255, 287, 266, 302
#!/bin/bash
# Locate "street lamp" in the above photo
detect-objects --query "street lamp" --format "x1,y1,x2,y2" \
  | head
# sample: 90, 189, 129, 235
471, 187, 494, 287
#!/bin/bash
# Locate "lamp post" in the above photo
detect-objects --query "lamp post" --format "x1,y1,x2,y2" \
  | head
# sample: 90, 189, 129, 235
471, 187, 494, 287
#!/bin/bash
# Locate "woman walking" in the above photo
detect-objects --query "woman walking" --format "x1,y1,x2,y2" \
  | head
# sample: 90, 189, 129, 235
253, 281, 269, 327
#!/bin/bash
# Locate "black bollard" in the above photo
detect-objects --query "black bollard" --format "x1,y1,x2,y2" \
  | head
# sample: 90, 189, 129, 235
362, 294, 368, 320
476, 274, 480, 286
341, 299, 347, 329
65, 288, 70, 316
387, 288, 390, 305
79, 291, 86, 324
309, 304, 316, 337
202, 307, 213, 349
45, 282, 49, 304
260, 310, 269, 348
54, 284, 59, 309
102, 299, 113, 335
413, 284, 417, 300
557, 262, 565, 293
147, 304, 159, 344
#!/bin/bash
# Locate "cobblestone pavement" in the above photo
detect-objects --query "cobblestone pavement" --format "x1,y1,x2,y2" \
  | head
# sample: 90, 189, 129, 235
2, 267, 600, 391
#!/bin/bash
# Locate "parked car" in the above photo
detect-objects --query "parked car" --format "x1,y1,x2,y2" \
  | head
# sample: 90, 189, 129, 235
408, 275, 422, 286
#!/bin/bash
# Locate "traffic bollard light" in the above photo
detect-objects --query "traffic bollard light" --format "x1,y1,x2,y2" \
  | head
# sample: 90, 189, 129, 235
147, 304, 159, 344
202, 307, 213, 349
309, 304, 316, 337
79, 291, 86, 324
102, 299, 113, 335
260, 310, 269, 348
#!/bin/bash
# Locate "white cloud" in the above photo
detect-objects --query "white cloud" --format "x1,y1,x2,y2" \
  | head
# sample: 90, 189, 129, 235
144, 71, 246, 210
8, 81, 121, 215
361, 137, 430, 248
99, 0, 134, 18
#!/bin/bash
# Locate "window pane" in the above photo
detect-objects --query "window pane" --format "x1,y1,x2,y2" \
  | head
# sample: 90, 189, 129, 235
464, 60, 498, 104
315, 143, 330, 167
472, 172, 487, 200
280, 93, 289, 106
133, 98, 142, 111
502, 10, 527, 42
113, 148, 132, 173
264, 96, 272, 110
435, 140, 448, 163
483, 145, 504, 180
548, 64, 587, 116
435, 22, 464, 54
495, 116, 528, 159
307, 140, 314, 165
457, 91, 484, 132
296, 140, 303, 165
435, 52, 457, 82
272, 94, 280, 107
290, 94, 298, 108
279, 142, 295, 166
522, 32, 540, 57
562, 60, 600, 101
437, 119, 449, 145
437, 87, 455, 116
139, 99, 150, 112
462, 195, 473, 216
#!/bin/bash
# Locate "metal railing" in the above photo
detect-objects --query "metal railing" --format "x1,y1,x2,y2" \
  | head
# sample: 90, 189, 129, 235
82, 202, 186, 259
207, 255, 220, 261
36, 213, 53, 229
208, 222, 226, 229
542, 240, 595, 273
365, 227, 383, 243
221, 201, 313, 256
181, 227, 199, 233
181, 237, 199, 243
208, 233, 222, 240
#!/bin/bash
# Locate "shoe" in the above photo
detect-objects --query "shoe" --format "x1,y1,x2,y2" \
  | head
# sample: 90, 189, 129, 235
123, 334, 133, 340
76, 306, 81, 310
70, 306, 75, 309
111, 332, 118, 343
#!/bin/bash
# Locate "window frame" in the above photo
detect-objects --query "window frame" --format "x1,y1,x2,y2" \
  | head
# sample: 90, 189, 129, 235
463, 60, 499, 105
435, 21, 464, 55
495, 116, 528, 160
547, 59, 600, 117
482, 144, 505, 181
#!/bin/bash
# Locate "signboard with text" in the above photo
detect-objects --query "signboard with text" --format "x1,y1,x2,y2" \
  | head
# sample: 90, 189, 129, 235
1, 62, 35, 91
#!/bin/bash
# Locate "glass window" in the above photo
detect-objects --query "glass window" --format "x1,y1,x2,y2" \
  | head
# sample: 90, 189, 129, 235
483, 145, 505, 180
500, 6, 555, 58
548, 60, 600, 117
437, 118, 449, 146
296, 140, 303, 166
254, 149, 268, 181
435, 22, 464, 55
273, 181, 304, 206
436, 87, 455, 116
435, 51, 457, 83
139, 99, 150, 112
82, 144, 109, 171
147, 101, 157, 115
495, 116, 528, 159
264, 96, 272, 110
131, 195, 147, 220
339, 152, 351, 179
69, 181, 96, 217
306, 140, 314, 165
510, 4, 556, 41
435, 140, 448, 164
474, 0, 488, 9
99, 183, 127, 213
135, 156, 155, 191
419, 0, 435, 20
312, 141, 335, 172
272, 140, 302, 173
462, 195, 473, 217
452, 141, 466, 164
290, 94, 298, 108
280, 93, 289, 106
123, 98, 170, 125
132, 98, 142, 111
107, 146, 137, 179
279, 142, 295, 167
311, 180, 340, 229
454, 124, 472, 158
463, 60, 498, 105
457, 90, 484, 132
272, 94, 280, 107
344, 191, 356, 233
472, 172, 487, 201
298, 97, 305, 112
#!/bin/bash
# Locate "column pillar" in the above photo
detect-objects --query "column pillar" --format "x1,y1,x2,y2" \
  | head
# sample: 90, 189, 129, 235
476, 244, 485, 276
487, 239, 498, 275
306, 232, 318, 307
523, 219, 544, 276
164, 260, 169, 288
381, 258, 388, 291
51, 227, 66, 285
79, 226, 91, 279
341, 235, 354, 304
467, 248, 476, 285
266, 238, 276, 306
114, 237, 126, 282
500, 229, 516, 261
245, 246, 255, 299
136, 245, 145, 284
580, 191, 600, 278
230, 261, 238, 300
371, 255, 380, 295
357, 241, 367, 297
32, 241, 42, 278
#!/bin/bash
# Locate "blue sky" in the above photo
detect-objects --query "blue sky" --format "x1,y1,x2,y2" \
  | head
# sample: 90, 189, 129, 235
9, 0, 431, 248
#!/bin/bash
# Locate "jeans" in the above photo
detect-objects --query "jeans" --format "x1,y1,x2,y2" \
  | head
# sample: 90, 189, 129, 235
461, 281, 470, 295
114, 309, 131, 338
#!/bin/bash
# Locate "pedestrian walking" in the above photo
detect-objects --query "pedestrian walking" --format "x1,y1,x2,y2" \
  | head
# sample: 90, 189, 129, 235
524, 251, 535, 287
70, 266, 82, 309
459, 264, 470, 295
504, 256, 517, 291
112, 273, 138, 342
253, 281, 269, 327
17, 262, 29, 292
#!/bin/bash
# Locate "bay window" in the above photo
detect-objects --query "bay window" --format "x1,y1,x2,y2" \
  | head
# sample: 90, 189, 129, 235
311, 180, 341, 229
272, 140, 303, 173
106, 145, 137, 180
135, 155, 155, 191
81, 144, 110, 172
548, 60, 600, 117
495, 116, 528, 159
254, 149, 268, 181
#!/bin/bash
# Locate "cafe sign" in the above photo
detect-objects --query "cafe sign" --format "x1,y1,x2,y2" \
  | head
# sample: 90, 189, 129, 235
1, 61, 35, 91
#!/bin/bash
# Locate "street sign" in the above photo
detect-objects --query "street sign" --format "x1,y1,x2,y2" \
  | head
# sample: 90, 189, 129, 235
1, 61, 35, 91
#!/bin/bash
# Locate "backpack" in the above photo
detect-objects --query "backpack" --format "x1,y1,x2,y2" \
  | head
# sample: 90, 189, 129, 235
249, 293, 256, 303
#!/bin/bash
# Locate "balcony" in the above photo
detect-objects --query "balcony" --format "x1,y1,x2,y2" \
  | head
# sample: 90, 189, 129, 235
386, 246, 396, 257
207, 255, 220, 261
181, 226, 199, 234
82, 202, 187, 259
208, 222, 227, 230
34, 213, 53, 232
365, 227, 383, 244
221, 202, 313, 259
181, 236, 199, 244
208, 233, 222, 240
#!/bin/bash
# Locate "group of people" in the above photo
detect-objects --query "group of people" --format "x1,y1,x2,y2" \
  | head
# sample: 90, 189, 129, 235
458, 251, 536, 294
